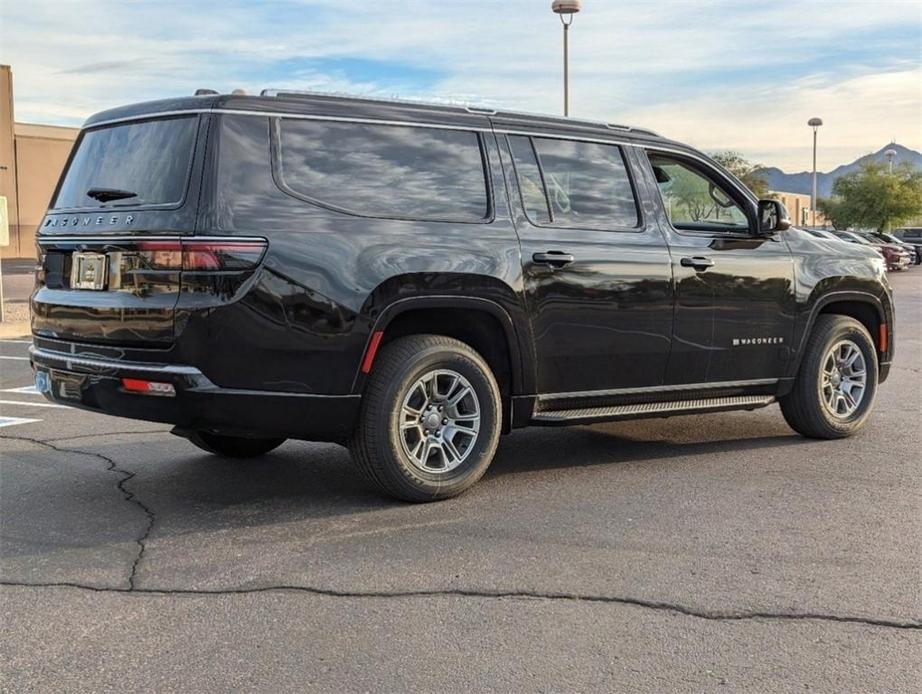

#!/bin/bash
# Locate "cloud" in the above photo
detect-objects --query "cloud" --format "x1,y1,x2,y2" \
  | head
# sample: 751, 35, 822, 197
1, 0, 919, 170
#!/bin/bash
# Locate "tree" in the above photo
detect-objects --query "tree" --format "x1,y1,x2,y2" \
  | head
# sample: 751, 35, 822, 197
818, 162, 922, 232
709, 151, 770, 198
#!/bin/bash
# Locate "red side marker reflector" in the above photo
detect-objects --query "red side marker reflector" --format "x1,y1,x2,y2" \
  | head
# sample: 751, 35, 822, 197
361, 331, 385, 373
879, 323, 888, 353
121, 378, 176, 396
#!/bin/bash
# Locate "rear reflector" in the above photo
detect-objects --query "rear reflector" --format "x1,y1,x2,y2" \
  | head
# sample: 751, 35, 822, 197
121, 378, 176, 396
137, 239, 267, 271
879, 323, 888, 353
361, 330, 385, 373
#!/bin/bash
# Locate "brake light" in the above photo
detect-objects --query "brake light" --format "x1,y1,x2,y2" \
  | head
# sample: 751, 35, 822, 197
137, 239, 267, 271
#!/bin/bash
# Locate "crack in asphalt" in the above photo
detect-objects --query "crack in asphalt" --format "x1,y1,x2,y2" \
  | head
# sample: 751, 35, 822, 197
0, 435, 155, 590
2, 435, 920, 633
0, 579, 919, 631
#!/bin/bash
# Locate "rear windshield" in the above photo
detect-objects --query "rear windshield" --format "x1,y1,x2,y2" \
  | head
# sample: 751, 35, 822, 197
53, 115, 198, 209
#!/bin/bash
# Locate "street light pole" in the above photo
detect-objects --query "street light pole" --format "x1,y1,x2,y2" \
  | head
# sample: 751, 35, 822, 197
552, 1, 582, 117
808, 117, 823, 227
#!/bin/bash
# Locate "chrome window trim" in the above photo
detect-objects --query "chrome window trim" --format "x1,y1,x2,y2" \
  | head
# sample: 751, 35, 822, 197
537, 378, 779, 402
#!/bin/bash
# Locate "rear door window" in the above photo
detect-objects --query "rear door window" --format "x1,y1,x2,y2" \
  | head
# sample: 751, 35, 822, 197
275, 119, 489, 222
508, 135, 639, 230
53, 116, 198, 210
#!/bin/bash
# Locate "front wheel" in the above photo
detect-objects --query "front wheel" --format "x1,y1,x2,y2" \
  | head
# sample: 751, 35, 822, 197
780, 315, 879, 439
350, 334, 502, 502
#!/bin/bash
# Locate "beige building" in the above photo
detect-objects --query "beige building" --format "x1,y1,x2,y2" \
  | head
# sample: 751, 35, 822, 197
771, 190, 828, 228
1, 65, 79, 259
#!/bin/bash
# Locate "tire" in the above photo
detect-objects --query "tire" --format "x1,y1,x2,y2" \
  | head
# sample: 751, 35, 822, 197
780, 315, 878, 439
350, 334, 502, 502
187, 431, 286, 458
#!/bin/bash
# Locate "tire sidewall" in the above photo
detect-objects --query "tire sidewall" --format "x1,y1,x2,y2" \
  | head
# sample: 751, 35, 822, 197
377, 343, 501, 496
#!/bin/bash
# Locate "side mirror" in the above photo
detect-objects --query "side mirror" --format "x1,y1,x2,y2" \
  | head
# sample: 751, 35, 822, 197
758, 199, 791, 233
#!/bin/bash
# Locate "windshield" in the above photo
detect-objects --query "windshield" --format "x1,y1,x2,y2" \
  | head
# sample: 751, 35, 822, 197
53, 115, 198, 210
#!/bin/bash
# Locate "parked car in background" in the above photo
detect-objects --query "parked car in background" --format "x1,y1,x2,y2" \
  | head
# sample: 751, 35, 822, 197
865, 231, 918, 265
852, 232, 913, 271
892, 228, 922, 265
800, 228, 845, 242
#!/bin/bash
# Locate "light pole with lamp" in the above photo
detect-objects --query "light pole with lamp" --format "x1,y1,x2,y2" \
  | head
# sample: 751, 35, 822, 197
885, 148, 897, 174
808, 117, 823, 227
552, 0, 582, 117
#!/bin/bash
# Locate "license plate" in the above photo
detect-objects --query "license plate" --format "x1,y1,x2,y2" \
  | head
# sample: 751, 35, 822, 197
71, 252, 108, 290
34, 370, 51, 395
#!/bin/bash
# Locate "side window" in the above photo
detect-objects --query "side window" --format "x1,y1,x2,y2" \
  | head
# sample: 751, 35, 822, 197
275, 119, 489, 222
508, 135, 639, 230
648, 154, 750, 232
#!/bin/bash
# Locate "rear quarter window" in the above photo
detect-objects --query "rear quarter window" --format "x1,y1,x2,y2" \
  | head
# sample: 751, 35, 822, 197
274, 119, 489, 222
53, 115, 199, 210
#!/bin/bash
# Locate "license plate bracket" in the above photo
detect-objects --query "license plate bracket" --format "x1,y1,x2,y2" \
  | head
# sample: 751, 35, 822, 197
70, 252, 108, 290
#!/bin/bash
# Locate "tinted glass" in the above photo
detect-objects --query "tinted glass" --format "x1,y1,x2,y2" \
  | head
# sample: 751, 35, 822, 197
277, 120, 488, 221
530, 138, 638, 229
649, 155, 749, 232
508, 135, 551, 223
54, 116, 198, 209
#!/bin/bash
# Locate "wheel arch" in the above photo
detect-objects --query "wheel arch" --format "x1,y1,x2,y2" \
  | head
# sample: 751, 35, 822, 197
351, 295, 535, 407
791, 289, 892, 382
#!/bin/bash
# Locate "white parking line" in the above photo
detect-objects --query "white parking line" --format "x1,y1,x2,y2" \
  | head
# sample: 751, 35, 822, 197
0, 356, 30, 361
0, 399, 67, 409
0, 339, 31, 344
0, 416, 41, 428
2, 386, 40, 395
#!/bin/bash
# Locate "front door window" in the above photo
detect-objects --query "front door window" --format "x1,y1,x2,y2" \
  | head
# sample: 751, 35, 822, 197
649, 155, 750, 233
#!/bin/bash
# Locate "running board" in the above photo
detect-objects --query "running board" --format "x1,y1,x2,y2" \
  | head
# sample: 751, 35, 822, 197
531, 395, 776, 425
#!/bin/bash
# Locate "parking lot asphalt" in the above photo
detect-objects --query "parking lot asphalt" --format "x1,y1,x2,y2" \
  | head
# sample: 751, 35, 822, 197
1, 271, 920, 692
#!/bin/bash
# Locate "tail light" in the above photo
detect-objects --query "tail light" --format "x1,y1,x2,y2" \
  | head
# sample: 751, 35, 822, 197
137, 238, 267, 271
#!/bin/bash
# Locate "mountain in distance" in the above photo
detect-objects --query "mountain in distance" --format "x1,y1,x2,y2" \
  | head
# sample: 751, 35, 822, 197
758, 143, 922, 198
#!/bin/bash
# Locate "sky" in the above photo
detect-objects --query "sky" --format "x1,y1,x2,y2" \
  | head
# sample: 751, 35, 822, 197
1, 0, 920, 172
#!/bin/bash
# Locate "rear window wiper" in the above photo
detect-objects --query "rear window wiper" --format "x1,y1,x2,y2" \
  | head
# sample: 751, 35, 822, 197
86, 187, 138, 203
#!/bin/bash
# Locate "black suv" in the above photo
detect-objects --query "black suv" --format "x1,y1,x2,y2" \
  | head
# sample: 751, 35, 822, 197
31, 91, 895, 501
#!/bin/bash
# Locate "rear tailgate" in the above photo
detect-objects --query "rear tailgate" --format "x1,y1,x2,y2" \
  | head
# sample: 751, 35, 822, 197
31, 113, 205, 346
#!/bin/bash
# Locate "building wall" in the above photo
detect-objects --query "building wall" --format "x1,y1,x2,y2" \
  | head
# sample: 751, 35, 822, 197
0, 65, 79, 259
0, 66, 18, 250
771, 190, 827, 228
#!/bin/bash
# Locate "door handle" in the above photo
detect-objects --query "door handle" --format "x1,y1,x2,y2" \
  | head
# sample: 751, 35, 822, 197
532, 251, 575, 268
680, 256, 715, 270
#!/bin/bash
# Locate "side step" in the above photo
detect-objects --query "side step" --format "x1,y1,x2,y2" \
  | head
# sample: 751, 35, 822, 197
531, 395, 776, 425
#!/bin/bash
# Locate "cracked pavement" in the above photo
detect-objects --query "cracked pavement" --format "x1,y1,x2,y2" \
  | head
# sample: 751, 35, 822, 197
1, 271, 920, 691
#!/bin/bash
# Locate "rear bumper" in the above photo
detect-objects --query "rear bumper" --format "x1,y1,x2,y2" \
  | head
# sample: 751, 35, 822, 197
29, 345, 360, 442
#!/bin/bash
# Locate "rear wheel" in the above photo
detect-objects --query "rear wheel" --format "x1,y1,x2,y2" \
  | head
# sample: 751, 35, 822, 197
187, 431, 286, 458
350, 334, 501, 502
780, 315, 878, 439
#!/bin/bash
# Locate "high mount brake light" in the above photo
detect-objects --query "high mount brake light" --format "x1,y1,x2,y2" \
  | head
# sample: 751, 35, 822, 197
137, 239, 267, 270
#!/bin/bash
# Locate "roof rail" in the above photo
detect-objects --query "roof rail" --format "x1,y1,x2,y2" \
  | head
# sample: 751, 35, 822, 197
606, 122, 662, 137
260, 88, 478, 110
257, 88, 663, 138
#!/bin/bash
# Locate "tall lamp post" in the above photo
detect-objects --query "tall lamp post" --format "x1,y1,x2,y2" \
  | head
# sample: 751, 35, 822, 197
885, 148, 897, 174
808, 117, 823, 227
552, 0, 582, 117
